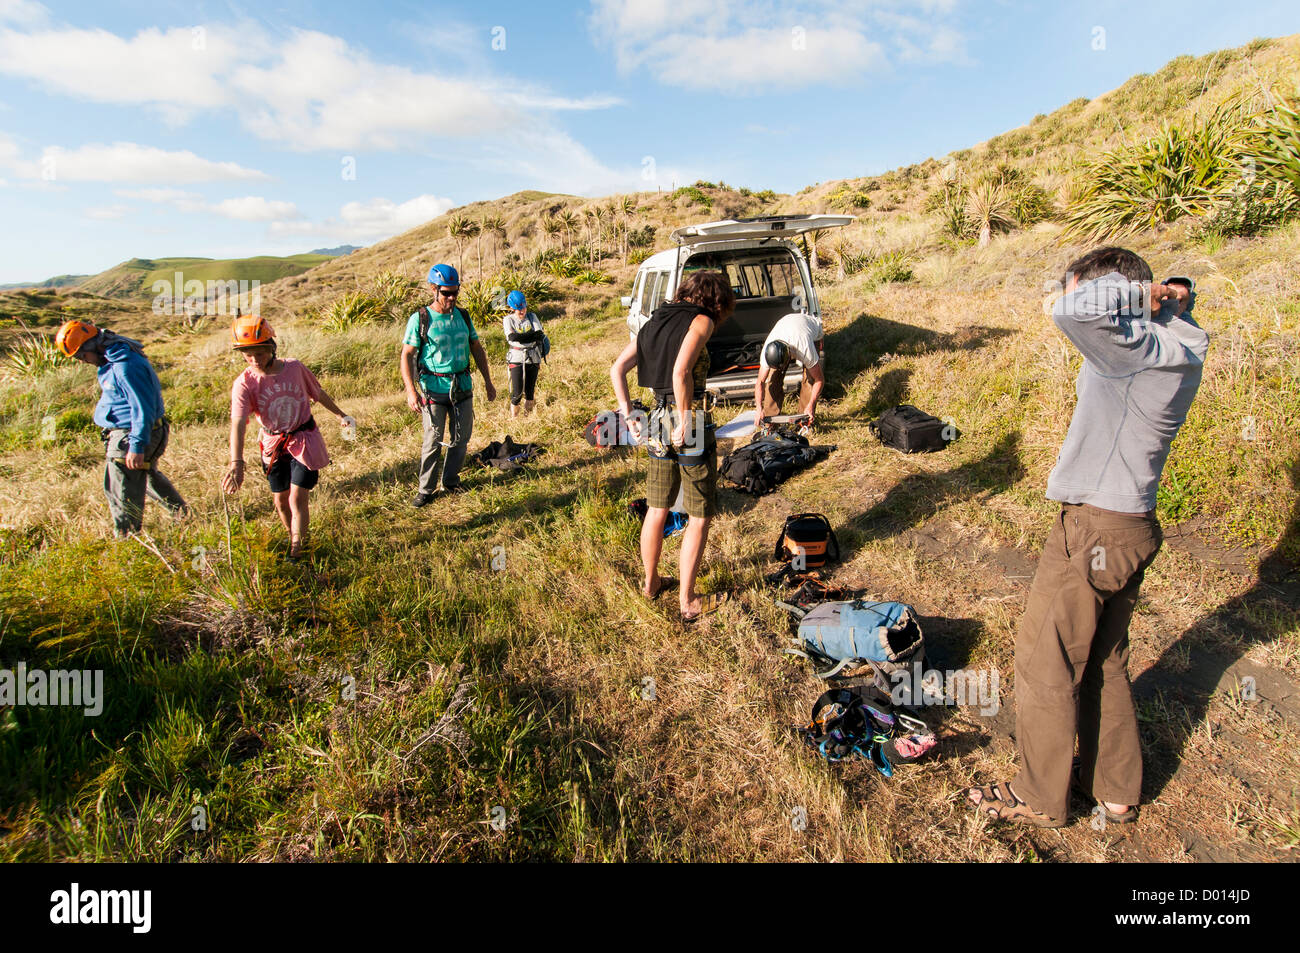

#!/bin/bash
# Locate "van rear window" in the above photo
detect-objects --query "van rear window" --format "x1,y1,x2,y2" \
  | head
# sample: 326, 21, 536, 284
684, 250, 801, 300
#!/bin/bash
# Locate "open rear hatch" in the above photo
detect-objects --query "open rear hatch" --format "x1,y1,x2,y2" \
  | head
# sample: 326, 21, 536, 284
671, 214, 854, 245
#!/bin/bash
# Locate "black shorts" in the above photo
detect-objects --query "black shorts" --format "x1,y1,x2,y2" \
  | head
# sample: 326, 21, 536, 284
266, 454, 319, 493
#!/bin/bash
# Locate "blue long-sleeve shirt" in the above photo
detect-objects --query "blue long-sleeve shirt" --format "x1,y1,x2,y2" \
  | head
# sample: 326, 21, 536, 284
93, 341, 165, 454
1046, 273, 1209, 513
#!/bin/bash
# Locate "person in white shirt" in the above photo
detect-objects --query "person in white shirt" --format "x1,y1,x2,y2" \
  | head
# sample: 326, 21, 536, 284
754, 312, 825, 430
502, 290, 546, 418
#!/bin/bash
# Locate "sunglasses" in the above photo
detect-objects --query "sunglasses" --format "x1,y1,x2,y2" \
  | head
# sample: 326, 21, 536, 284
437, 288, 459, 298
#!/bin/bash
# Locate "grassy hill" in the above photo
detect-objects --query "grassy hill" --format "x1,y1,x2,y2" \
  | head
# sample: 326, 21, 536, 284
0, 275, 91, 292
1, 37, 1297, 862
76, 254, 334, 301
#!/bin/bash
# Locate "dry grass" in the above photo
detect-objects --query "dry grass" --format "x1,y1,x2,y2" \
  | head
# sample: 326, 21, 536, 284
3, 35, 1298, 862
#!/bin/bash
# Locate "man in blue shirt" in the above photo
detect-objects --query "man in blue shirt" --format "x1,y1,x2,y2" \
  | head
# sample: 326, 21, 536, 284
56, 320, 188, 536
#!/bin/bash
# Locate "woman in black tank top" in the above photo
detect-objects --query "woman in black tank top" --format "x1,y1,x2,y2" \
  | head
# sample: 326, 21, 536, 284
609, 271, 736, 623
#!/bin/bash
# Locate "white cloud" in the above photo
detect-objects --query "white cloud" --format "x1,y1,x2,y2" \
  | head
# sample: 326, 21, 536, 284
209, 196, 300, 221
113, 187, 297, 221
0, 21, 621, 152
479, 126, 681, 196
269, 193, 456, 242
0, 0, 48, 26
84, 203, 130, 220
588, 0, 969, 91
8, 142, 267, 183
114, 187, 201, 203
0, 24, 253, 123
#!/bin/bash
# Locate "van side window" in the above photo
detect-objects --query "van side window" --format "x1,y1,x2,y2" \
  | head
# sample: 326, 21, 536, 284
630, 272, 645, 312
645, 272, 670, 312
638, 272, 657, 313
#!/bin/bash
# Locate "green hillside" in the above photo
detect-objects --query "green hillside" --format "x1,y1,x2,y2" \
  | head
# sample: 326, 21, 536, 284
78, 254, 333, 300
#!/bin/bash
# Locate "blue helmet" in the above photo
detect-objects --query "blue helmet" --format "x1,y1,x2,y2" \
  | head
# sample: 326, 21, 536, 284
506, 290, 526, 311
427, 264, 459, 287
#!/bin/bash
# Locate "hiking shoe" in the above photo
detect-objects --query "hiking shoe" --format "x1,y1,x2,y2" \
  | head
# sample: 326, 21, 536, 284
412, 492, 436, 508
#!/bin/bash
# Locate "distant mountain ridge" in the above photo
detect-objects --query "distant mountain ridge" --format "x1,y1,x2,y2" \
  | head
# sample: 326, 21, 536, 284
2, 249, 358, 297
0, 275, 91, 291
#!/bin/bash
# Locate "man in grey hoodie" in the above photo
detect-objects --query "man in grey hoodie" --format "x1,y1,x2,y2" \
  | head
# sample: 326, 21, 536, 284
969, 247, 1208, 827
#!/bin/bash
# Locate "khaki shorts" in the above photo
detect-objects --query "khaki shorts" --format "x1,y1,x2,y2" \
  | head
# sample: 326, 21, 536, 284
645, 406, 717, 518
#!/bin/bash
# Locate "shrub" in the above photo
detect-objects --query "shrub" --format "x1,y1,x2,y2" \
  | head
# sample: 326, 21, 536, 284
1197, 179, 1300, 238
869, 252, 915, 286
754, 189, 777, 203
490, 270, 557, 309
1064, 104, 1249, 241
545, 254, 585, 279
627, 225, 657, 249
1251, 94, 1300, 193
457, 279, 495, 323
671, 186, 712, 209
573, 269, 612, 286
2, 329, 62, 379
56, 409, 96, 436
319, 271, 419, 333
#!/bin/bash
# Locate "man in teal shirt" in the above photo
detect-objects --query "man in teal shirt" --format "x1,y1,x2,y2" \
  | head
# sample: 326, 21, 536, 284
400, 264, 496, 506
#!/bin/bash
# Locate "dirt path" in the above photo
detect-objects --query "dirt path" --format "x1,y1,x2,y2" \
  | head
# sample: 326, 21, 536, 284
898, 515, 1300, 862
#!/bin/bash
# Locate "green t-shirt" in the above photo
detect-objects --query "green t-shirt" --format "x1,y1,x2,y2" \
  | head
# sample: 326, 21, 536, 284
403, 306, 478, 396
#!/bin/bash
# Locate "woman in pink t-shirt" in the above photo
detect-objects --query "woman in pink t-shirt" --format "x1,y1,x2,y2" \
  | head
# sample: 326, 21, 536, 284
220, 316, 353, 562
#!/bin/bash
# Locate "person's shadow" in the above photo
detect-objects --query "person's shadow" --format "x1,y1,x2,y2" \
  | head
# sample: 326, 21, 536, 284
1133, 456, 1300, 799
840, 432, 1025, 551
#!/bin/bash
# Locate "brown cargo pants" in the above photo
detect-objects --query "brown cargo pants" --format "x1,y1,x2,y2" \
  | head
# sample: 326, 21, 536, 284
761, 366, 815, 417
1012, 502, 1162, 820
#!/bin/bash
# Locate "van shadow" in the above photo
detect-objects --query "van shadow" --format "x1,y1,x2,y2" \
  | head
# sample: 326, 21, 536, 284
1133, 457, 1300, 800
865, 367, 913, 417
839, 432, 1024, 554
822, 312, 1014, 403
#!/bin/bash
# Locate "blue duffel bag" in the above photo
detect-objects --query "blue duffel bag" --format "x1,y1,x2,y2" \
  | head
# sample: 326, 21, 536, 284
791, 600, 925, 683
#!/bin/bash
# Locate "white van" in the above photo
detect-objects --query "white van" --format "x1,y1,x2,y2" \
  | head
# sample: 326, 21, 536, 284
622, 214, 853, 401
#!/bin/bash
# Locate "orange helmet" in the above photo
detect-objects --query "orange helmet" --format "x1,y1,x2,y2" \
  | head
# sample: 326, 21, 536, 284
55, 319, 99, 357
231, 315, 275, 349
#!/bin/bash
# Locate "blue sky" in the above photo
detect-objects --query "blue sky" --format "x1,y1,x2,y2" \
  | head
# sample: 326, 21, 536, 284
0, 0, 1296, 283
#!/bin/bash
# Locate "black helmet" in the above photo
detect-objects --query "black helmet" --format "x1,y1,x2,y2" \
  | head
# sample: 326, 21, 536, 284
764, 339, 790, 369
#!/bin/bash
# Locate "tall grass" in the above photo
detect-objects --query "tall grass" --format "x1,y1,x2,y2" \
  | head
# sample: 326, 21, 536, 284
318, 271, 419, 333
1065, 96, 1300, 241
1, 322, 63, 380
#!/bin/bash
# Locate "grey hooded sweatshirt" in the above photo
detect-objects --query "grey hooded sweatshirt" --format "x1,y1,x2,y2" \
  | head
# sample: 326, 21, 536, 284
1046, 273, 1209, 514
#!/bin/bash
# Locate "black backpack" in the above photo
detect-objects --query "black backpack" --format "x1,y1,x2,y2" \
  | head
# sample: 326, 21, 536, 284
869, 405, 957, 453
720, 433, 836, 495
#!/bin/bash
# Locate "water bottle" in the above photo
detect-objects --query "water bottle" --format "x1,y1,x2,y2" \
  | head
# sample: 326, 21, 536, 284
663, 511, 689, 538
